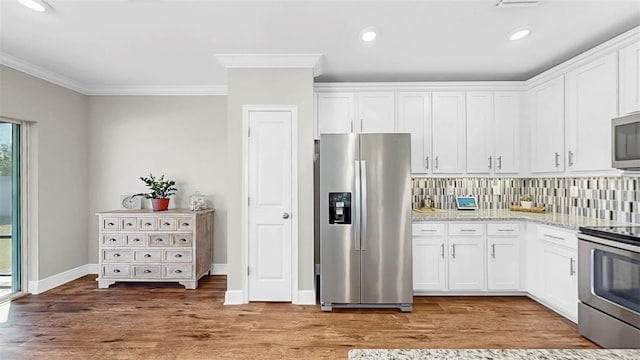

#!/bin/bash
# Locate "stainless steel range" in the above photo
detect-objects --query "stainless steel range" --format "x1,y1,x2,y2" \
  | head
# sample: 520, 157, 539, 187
577, 226, 640, 348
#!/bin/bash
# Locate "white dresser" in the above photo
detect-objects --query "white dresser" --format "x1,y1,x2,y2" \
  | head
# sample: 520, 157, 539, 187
96, 209, 214, 289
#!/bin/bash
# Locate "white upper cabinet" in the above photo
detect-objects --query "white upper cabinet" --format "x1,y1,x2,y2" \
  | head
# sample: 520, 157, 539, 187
565, 52, 618, 172
358, 92, 396, 133
398, 92, 431, 174
493, 92, 520, 174
317, 92, 355, 135
619, 40, 640, 115
466, 92, 494, 174
529, 76, 565, 173
432, 92, 465, 174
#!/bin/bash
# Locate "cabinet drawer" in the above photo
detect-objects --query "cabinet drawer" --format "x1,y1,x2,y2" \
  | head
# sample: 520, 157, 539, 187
138, 218, 157, 231
148, 234, 171, 247
487, 223, 519, 236
164, 250, 192, 263
121, 217, 137, 231
102, 234, 123, 246
412, 223, 445, 236
538, 226, 577, 249
132, 250, 162, 263
132, 265, 162, 278
164, 264, 192, 279
103, 265, 130, 278
159, 218, 175, 231
177, 218, 194, 231
173, 234, 193, 247
102, 249, 131, 263
103, 217, 119, 231
449, 223, 484, 236
126, 234, 146, 247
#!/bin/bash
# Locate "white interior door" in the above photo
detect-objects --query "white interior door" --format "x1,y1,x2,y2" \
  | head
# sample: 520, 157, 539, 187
248, 110, 293, 302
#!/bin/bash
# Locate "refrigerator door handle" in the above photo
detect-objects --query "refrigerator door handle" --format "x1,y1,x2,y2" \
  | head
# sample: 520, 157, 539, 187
353, 160, 361, 251
360, 160, 367, 251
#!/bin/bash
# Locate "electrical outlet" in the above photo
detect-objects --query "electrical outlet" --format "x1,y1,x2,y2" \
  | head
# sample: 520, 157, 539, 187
492, 185, 501, 195
570, 185, 579, 197
447, 185, 455, 195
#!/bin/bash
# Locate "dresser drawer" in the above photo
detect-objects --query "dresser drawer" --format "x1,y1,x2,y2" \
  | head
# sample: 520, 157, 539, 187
487, 223, 519, 236
158, 217, 175, 231
148, 234, 171, 247
102, 234, 123, 246
164, 264, 192, 279
138, 218, 157, 231
173, 234, 193, 247
103, 217, 119, 231
102, 249, 131, 263
133, 250, 162, 263
121, 217, 137, 231
164, 250, 192, 263
448, 223, 484, 236
103, 265, 130, 278
126, 234, 146, 247
412, 223, 445, 236
177, 218, 194, 231
132, 265, 162, 278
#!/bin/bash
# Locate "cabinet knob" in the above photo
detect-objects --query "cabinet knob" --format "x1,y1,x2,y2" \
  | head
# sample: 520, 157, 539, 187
145, 222, 152, 226
133, 238, 141, 242
109, 238, 117, 242
144, 254, 151, 258
163, 222, 171, 226
113, 269, 120, 273
126, 223, 133, 226
175, 269, 183, 274
107, 222, 115, 226
179, 238, 187, 243
113, 253, 121, 258
143, 269, 151, 274
182, 223, 190, 226
175, 254, 183, 258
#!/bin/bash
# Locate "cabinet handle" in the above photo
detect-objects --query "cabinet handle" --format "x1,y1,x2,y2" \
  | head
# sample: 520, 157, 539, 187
133, 238, 141, 242
491, 244, 496, 259
113, 253, 121, 258
163, 222, 171, 226
440, 244, 444, 259
182, 222, 190, 226
543, 234, 564, 241
144, 254, 151, 258
113, 269, 120, 273
488, 156, 492, 169
175, 253, 183, 258
175, 269, 183, 274
497, 229, 514, 232
568, 150, 574, 167
145, 222, 152, 226
156, 238, 164, 242
109, 238, 117, 242
143, 269, 152, 274
107, 222, 115, 226
126, 223, 133, 227
451, 244, 456, 259
420, 229, 437, 232
555, 152, 560, 167
497, 156, 502, 170
350, 120, 354, 133
425, 156, 429, 170
570, 257, 576, 276
179, 238, 188, 243
360, 118, 363, 132
435, 156, 439, 169
460, 229, 476, 232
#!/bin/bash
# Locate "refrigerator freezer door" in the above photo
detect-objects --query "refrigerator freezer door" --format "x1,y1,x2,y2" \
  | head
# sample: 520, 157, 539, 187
359, 134, 413, 305
320, 134, 361, 306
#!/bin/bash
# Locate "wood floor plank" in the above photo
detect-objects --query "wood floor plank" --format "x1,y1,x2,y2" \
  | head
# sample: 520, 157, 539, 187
0, 275, 597, 359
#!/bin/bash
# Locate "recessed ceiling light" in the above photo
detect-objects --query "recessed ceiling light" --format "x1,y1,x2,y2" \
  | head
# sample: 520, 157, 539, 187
17, 0, 52, 13
360, 27, 379, 43
509, 27, 530, 41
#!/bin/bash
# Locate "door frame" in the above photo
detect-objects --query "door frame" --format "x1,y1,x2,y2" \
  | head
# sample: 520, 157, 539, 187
241, 105, 299, 304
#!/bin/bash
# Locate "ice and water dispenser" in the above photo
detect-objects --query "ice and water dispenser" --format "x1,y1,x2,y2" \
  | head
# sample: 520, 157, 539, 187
328, 192, 351, 224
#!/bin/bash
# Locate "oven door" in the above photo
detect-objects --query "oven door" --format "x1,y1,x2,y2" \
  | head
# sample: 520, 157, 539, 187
578, 235, 640, 329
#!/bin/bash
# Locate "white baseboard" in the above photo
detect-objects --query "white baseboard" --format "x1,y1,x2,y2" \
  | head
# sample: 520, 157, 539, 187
295, 290, 316, 305
28, 264, 92, 295
224, 290, 246, 305
211, 263, 227, 275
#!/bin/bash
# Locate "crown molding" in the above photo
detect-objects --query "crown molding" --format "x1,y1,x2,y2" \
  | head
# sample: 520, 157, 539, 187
314, 81, 526, 92
86, 85, 228, 96
0, 52, 89, 94
214, 53, 323, 76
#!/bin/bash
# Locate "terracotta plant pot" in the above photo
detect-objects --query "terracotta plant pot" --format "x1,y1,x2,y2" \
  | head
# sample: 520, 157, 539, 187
151, 198, 170, 211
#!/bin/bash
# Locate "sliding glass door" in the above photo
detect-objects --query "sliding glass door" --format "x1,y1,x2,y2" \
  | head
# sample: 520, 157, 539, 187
0, 121, 20, 299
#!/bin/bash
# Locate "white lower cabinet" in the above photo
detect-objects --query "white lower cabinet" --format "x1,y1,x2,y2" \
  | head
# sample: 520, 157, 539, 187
487, 223, 520, 291
448, 236, 485, 290
413, 237, 447, 291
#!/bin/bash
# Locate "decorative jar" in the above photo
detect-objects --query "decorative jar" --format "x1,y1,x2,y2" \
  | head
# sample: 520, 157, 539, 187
189, 191, 206, 211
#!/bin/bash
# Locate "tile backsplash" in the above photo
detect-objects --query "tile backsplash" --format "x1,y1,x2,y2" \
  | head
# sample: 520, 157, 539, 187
412, 176, 639, 224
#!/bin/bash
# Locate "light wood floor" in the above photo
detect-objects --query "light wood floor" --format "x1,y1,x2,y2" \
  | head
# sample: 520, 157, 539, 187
0, 275, 597, 359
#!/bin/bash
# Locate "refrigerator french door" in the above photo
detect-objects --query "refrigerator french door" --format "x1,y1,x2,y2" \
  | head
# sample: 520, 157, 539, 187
320, 133, 413, 312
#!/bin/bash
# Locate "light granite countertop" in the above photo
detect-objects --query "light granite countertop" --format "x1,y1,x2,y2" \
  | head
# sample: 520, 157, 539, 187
348, 349, 640, 360
412, 209, 633, 230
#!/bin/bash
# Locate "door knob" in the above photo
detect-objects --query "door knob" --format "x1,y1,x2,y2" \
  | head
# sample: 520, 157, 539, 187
282, 212, 290, 219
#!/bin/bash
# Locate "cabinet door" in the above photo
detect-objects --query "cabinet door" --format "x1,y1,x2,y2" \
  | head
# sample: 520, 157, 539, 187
398, 92, 431, 174
542, 242, 578, 321
448, 237, 484, 290
530, 77, 565, 173
466, 92, 494, 174
494, 91, 520, 174
413, 237, 446, 291
566, 53, 618, 172
620, 41, 640, 115
317, 92, 355, 134
487, 237, 520, 290
358, 92, 396, 133
432, 92, 465, 174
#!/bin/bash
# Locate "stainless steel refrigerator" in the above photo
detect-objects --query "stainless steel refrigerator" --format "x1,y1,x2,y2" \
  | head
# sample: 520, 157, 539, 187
320, 133, 413, 312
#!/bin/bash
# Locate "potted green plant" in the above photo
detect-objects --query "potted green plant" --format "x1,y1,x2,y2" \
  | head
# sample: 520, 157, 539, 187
520, 194, 533, 209
132, 173, 177, 211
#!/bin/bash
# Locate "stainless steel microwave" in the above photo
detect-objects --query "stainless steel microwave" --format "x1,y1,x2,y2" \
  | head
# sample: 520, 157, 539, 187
612, 112, 640, 170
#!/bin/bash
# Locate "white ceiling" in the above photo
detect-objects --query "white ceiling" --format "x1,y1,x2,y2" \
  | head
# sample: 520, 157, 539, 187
1, 0, 639, 93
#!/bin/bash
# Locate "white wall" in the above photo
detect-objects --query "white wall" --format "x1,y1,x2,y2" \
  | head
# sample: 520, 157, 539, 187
87, 96, 228, 265
0, 65, 89, 280
226, 68, 315, 295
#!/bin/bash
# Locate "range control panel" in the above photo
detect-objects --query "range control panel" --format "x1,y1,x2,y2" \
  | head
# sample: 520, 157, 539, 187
328, 192, 352, 224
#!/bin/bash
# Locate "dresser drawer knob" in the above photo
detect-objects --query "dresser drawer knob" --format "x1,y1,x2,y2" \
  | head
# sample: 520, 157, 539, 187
156, 238, 164, 242
144, 254, 151, 258
126, 223, 133, 226
182, 223, 190, 226
113, 269, 120, 273
107, 222, 115, 226
163, 222, 171, 226
143, 269, 151, 274
133, 238, 141, 242
109, 238, 117, 242
179, 238, 187, 243
175, 269, 183, 274
144, 222, 152, 226
175, 254, 183, 258
113, 253, 121, 257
